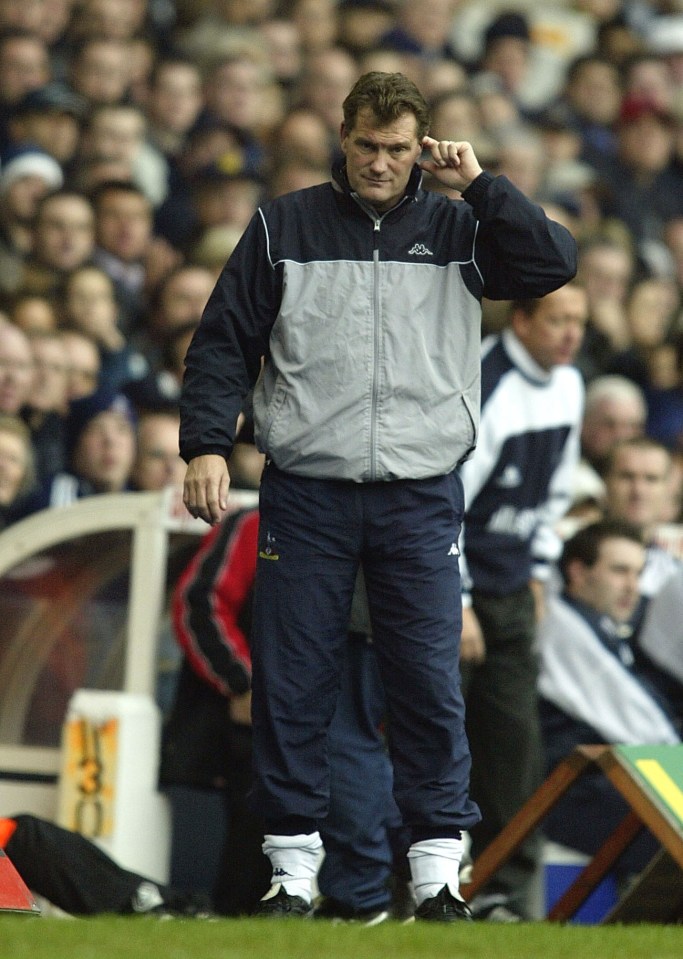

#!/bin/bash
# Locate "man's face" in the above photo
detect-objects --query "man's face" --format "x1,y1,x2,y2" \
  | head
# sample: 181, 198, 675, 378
155, 268, 214, 333
581, 397, 645, 463
605, 446, 672, 533
569, 536, 644, 624
340, 108, 422, 213
35, 195, 95, 271
132, 415, 185, 491
95, 190, 152, 262
72, 409, 136, 492
0, 325, 34, 414
513, 285, 588, 370
30, 335, 68, 413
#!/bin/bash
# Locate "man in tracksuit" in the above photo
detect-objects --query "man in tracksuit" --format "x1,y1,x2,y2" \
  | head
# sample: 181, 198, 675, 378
180, 71, 577, 922
458, 283, 587, 919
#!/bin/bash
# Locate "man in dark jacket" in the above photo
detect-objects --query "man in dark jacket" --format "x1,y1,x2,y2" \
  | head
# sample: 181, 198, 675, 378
180, 71, 577, 922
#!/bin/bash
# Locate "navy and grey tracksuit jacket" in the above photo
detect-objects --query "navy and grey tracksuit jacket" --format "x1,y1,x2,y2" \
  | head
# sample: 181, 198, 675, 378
180, 161, 577, 476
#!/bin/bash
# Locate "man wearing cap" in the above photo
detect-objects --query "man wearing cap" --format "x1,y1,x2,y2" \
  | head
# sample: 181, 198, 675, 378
6, 82, 87, 168
0, 143, 64, 296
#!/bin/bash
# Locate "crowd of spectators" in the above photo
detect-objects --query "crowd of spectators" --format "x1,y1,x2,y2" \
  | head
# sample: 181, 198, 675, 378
0, 0, 680, 523
1, 0, 683, 919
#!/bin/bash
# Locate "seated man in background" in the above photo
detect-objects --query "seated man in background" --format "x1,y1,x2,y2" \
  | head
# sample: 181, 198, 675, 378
537, 520, 680, 879
601, 436, 681, 631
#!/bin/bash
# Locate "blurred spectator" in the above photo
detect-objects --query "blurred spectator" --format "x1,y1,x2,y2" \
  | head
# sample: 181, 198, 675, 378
574, 234, 636, 380
58, 263, 146, 393
267, 157, 329, 199
554, 53, 622, 168
258, 16, 303, 95
67, 36, 132, 106
575, 373, 647, 505
594, 12, 644, 69
145, 56, 205, 162
379, 0, 458, 61
622, 50, 676, 113
7, 292, 58, 333
201, 50, 277, 173
595, 93, 683, 254
336, 0, 395, 59
20, 386, 137, 513
90, 179, 181, 333
602, 437, 681, 621
187, 166, 263, 241
289, 0, 339, 55
19, 187, 95, 297
69, 0, 149, 43
60, 328, 101, 401
0, 143, 64, 297
0, 27, 51, 142
429, 88, 497, 165
420, 58, 469, 102
6, 82, 87, 168
125, 263, 214, 406
475, 11, 536, 116
190, 225, 244, 281
296, 46, 359, 144
268, 105, 333, 169
471, 72, 522, 142
494, 125, 547, 201
645, 331, 683, 451
0, 319, 34, 416
141, 263, 215, 363
608, 275, 681, 392
130, 410, 185, 492
153, 116, 250, 249
79, 103, 170, 208
22, 328, 69, 481
0, 412, 36, 527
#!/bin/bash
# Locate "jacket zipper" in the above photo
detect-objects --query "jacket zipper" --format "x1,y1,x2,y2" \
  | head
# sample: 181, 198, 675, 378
371, 217, 381, 480
350, 192, 412, 481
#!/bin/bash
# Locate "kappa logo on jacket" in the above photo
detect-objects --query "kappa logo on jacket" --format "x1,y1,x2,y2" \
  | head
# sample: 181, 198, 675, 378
408, 243, 433, 256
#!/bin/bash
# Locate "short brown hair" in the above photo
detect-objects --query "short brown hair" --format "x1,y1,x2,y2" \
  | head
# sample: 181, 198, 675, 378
342, 72, 430, 140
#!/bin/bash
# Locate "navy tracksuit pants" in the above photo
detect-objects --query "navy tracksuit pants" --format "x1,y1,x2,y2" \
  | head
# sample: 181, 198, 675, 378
250, 464, 480, 842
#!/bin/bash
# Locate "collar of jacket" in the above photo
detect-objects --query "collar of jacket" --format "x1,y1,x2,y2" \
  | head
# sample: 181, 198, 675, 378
330, 157, 423, 207
501, 327, 554, 386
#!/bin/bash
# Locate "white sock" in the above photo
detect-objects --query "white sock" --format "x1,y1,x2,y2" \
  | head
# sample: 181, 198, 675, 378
262, 832, 323, 903
407, 837, 464, 906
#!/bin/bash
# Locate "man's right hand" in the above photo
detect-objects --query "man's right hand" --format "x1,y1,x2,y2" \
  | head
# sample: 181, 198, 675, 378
183, 454, 231, 526
460, 605, 486, 664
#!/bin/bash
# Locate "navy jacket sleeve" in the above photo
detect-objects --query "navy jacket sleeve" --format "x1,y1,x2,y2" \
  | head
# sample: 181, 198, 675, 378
179, 213, 281, 464
462, 172, 578, 301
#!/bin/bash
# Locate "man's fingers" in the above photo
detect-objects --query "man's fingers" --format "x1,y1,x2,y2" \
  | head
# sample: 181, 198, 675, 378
183, 454, 231, 525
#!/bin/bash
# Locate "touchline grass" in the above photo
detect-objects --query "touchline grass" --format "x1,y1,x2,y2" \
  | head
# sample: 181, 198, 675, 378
1, 916, 682, 959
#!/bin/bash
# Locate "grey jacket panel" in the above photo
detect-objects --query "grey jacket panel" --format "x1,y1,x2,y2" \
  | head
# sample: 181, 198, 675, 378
253, 258, 481, 481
